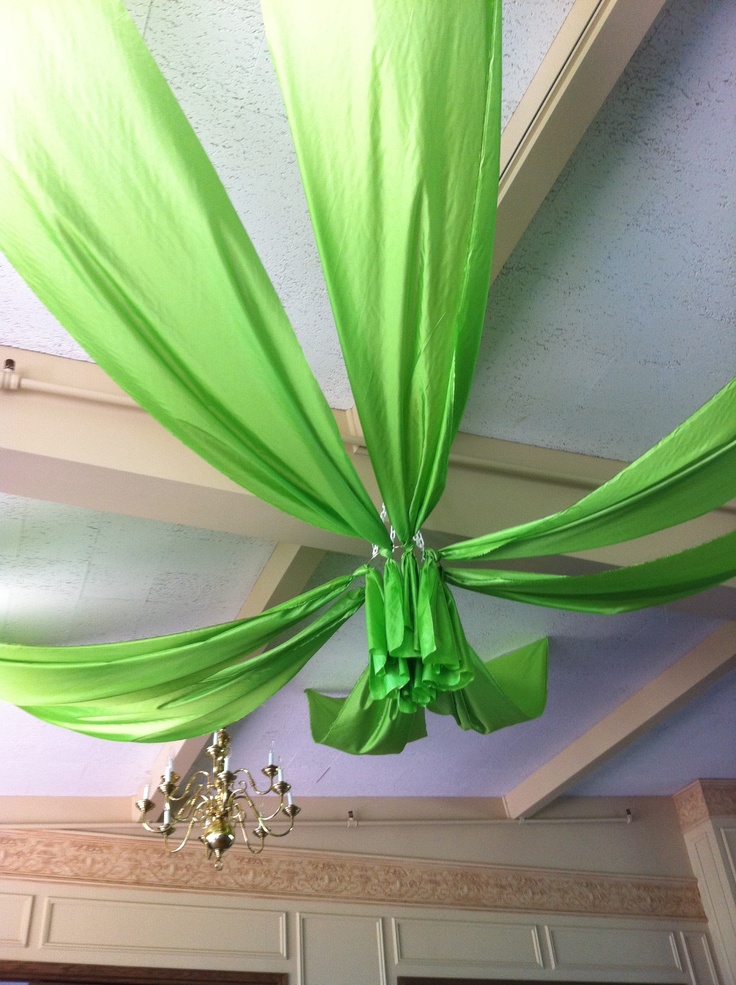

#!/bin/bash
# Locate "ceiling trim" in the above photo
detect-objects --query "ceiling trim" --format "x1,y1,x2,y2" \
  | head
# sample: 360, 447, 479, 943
0, 828, 705, 920
503, 623, 736, 819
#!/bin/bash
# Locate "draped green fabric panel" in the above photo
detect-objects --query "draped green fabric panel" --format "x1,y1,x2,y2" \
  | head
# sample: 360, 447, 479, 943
264, 0, 503, 544
307, 673, 429, 756
0, 0, 733, 754
444, 530, 736, 614
439, 376, 736, 563
6, 582, 365, 742
0, 0, 388, 547
429, 637, 548, 733
0, 573, 360, 706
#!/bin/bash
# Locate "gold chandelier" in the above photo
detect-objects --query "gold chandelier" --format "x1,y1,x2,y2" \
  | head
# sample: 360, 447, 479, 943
135, 729, 299, 869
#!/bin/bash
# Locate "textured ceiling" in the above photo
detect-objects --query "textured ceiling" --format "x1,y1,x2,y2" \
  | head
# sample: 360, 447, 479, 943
0, 493, 276, 797
0, 0, 734, 808
0, 493, 275, 646
463, 0, 736, 459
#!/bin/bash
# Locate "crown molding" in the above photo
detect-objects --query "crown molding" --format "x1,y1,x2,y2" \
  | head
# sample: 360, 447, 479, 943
674, 780, 736, 833
0, 829, 703, 922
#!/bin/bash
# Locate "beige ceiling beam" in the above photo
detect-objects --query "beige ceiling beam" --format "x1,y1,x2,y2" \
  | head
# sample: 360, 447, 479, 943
2, 347, 734, 595
133, 543, 325, 819
0, 346, 368, 554
493, 0, 669, 278
503, 622, 736, 819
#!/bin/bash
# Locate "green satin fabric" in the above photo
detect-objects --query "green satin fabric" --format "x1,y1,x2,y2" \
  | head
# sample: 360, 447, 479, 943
13, 586, 366, 742
0, 0, 734, 754
429, 637, 548, 733
444, 530, 736, 614
308, 637, 548, 755
263, 0, 502, 544
0, 572, 361, 706
365, 555, 474, 713
0, 0, 388, 548
439, 376, 736, 563
307, 672, 429, 756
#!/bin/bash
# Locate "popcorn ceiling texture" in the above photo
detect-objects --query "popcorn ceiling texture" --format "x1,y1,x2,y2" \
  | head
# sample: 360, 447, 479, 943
0, 492, 275, 647
462, 0, 736, 460
0, 490, 275, 795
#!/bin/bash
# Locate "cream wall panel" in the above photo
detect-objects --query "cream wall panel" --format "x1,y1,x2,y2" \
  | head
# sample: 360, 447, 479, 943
298, 912, 385, 985
675, 932, 720, 985
41, 897, 286, 958
393, 916, 543, 970
691, 829, 736, 982
547, 925, 682, 975
0, 893, 32, 947
0, 877, 720, 984
720, 827, 736, 886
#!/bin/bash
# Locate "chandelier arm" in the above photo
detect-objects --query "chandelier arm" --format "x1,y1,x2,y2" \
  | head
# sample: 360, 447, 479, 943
162, 815, 198, 854
263, 816, 297, 838
172, 791, 209, 824
232, 802, 266, 855
233, 767, 273, 798
166, 772, 210, 805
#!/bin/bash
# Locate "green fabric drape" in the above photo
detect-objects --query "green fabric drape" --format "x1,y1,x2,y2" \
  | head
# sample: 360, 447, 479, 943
365, 555, 475, 713
444, 530, 736, 614
0, 571, 361, 706
264, 0, 503, 544
308, 636, 548, 755
307, 671, 429, 755
7, 582, 366, 742
439, 377, 736, 563
0, 0, 734, 754
0, 0, 388, 547
429, 637, 548, 733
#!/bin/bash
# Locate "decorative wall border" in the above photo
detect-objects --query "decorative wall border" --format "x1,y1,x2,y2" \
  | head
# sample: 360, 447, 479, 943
674, 780, 736, 833
0, 829, 704, 921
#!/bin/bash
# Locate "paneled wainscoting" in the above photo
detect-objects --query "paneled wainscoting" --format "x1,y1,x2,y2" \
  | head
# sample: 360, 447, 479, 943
0, 829, 722, 984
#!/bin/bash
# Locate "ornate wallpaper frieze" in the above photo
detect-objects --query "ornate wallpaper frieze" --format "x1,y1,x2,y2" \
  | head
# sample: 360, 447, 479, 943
0, 829, 704, 921
674, 779, 736, 832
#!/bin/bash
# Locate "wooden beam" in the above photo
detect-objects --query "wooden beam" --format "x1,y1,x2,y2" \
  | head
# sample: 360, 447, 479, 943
503, 623, 736, 819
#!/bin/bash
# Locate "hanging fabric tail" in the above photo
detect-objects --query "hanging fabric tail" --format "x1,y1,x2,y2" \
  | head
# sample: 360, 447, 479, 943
365, 552, 475, 714
263, 0, 503, 543
307, 636, 548, 755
